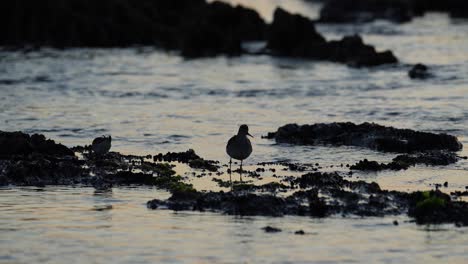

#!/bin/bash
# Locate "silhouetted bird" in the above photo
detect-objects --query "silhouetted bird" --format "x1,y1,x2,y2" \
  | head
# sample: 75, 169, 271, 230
92, 135, 112, 156
226, 124, 252, 182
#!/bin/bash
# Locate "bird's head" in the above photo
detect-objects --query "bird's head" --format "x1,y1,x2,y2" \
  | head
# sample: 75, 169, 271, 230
238, 124, 253, 137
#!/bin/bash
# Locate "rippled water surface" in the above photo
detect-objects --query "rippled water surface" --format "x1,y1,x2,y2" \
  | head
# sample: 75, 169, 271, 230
1, 0, 468, 263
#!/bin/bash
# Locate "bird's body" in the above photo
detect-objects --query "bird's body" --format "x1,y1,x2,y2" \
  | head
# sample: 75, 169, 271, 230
226, 125, 253, 183
226, 134, 252, 161
92, 135, 112, 156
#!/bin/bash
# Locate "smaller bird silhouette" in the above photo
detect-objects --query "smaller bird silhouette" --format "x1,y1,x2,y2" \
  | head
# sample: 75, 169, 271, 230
92, 135, 112, 156
226, 124, 253, 183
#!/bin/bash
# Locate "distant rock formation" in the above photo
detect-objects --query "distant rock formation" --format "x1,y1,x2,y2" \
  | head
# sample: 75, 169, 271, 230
0, 0, 399, 66
266, 8, 397, 66
317, 0, 468, 23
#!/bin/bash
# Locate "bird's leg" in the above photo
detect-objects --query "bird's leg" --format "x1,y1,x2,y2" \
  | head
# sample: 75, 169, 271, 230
229, 158, 232, 186
240, 160, 243, 182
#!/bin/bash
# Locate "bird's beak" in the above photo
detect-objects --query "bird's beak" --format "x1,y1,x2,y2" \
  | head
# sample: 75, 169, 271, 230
247, 133, 253, 138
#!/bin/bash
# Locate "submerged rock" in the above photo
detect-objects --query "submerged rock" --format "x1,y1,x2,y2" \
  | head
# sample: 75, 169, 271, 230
263, 226, 282, 233
408, 63, 431, 79
266, 8, 398, 67
265, 122, 462, 153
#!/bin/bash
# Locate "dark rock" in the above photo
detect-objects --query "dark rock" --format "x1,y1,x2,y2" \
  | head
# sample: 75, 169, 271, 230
0, 131, 74, 157
0, 0, 266, 58
350, 151, 459, 171
153, 149, 218, 171
266, 122, 462, 153
411, 0, 468, 18
308, 190, 329, 217
409, 63, 431, 79
318, 0, 468, 23
108, 171, 155, 185
319, 0, 414, 23
393, 151, 459, 166
147, 170, 468, 225
149, 191, 306, 216
262, 226, 282, 233
408, 190, 468, 226
327, 35, 398, 67
266, 8, 326, 57
350, 159, 409, 171
393, 220, 399, 226
266, 9, 397, 67
451, 190, 468, 197
295, 230, 305, 235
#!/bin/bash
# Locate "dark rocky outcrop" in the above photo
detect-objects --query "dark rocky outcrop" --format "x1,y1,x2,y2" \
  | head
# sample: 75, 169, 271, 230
148, 171, 468, 226
0, 1, 401, 67
393, 151, 460, 166
1, 131, 467, 226
319, 0, 414, 23
350, 159, 410, 171
266, 8, 397, 67
153, 149, 219, 172
317, 0, 468, 23
0, 131, 202, 190
408, 190, 468, 226
0, 0, 266, 58
266, 8, 327, 57
0, 131, 74, 157
265, 122, 462, 153
408, 63, 431, 79
350, 151, 460, 171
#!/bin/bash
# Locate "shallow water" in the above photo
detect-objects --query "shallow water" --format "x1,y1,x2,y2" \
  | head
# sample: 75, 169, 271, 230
1, 0, 468, 263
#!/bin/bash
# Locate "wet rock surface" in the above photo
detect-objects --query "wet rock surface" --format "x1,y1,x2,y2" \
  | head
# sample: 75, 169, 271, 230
2, 131, 466, 226
392, 151, 460, 166
266, 8, 397, 67
265, 122, 462, 153
153, 149, 219, 172
350, 159, 410, 171
350, 151, 460, 171
148, 171, 468, 226
0, 131, 206, 191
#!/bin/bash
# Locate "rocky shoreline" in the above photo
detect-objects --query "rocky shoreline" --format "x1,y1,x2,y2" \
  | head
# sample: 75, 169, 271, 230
1, 125, 467, 226
1, 0, 397, 67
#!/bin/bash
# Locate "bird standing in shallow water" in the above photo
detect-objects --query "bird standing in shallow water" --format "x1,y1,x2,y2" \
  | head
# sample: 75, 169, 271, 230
92, 135, 112, 156
226, 124, 253, 182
